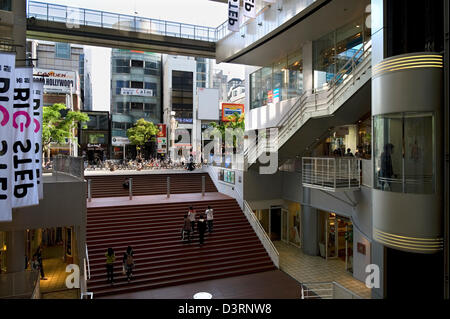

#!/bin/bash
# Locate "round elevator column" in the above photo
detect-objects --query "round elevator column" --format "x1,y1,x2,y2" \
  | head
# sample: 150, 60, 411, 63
371, 52, 444, 253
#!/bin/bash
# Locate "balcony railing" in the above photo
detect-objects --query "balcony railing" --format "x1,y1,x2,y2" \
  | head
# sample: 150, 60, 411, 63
0, 270, 40, 299
52, 155, 84, 180
301, 281, 363, 299
302, 157, 361, 191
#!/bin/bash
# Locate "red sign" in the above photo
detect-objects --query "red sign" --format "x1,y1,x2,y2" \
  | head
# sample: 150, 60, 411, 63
156, 124, 166, 138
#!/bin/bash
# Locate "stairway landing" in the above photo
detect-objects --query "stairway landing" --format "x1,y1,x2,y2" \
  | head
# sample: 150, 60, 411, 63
87, 192, 232, 209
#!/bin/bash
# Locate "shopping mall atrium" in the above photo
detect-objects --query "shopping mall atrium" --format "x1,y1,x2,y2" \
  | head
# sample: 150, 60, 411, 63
0, 0, 449, 304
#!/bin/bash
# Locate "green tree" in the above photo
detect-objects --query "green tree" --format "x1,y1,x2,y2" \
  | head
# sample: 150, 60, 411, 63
209, 112, 245, 150
42, 103, 90, 160
126, 118, 160, 159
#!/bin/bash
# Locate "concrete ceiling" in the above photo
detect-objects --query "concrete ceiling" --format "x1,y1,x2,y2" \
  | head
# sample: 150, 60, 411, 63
218, 0, 370, 66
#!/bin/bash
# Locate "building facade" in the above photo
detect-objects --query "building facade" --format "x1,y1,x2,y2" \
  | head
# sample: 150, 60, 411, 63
110, 49, 162, 160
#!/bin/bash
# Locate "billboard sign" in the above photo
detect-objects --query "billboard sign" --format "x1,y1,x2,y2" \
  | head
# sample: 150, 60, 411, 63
34, 68, 78, 94
222, 103, 244, 122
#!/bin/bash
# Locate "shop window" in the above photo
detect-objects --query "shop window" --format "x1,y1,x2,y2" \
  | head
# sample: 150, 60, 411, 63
373, 112, 435, 194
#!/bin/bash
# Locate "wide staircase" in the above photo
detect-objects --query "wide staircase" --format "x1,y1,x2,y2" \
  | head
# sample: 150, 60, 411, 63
86, 198, 276, 297
86, 172, 217, 198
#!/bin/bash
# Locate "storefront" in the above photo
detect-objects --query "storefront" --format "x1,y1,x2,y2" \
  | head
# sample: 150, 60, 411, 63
254, 201, 302, 247
79, 111, 110, 162
318, 210, 353, 273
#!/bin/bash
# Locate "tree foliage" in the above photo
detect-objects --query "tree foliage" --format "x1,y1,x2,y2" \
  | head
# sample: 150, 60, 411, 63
42, 103, 90, 155
209, 112, 245, 150
126, 118, 160, 158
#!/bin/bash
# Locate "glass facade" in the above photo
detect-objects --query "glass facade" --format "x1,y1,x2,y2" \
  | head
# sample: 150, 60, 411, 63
172, 70, 193, 124
55, 43, 71, 59
111, 49, 162, 140
250, 49, 303, 110
313, 17, 369, 89
373, 112, 435, 194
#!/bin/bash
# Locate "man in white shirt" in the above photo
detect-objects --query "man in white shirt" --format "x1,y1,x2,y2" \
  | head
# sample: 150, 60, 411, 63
188, 206, 196, 232
205, 206, 214, 233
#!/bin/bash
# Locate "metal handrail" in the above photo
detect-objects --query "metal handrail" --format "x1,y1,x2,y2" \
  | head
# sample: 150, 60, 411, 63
27, 1, 220, 42
300, 281, 363, 299
85, 244, 91, 280
243, 200, 279, 268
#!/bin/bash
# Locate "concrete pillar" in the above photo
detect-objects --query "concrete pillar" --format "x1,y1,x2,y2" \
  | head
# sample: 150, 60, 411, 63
370, 241, 386, 299
302, 41, 313, 92
301, 187, 319, 256
6, 230, 26, 273
12, 0, 27, 66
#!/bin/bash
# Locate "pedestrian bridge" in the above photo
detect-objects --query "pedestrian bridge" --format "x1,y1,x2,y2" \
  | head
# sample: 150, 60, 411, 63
26, 1, 230, 58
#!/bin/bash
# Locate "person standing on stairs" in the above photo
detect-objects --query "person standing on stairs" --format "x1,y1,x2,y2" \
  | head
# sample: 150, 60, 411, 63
123, 246, 135, 283
182, 214, 192, 243
188, 206, 197, 233
105, 248, 115, 284
197, 213, 207, 246
205, 206, 214, 233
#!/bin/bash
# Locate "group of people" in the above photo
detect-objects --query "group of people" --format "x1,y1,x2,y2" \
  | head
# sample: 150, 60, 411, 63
105, 246, 135, 285
332, 146, 366, 158
182, 206, 214, 246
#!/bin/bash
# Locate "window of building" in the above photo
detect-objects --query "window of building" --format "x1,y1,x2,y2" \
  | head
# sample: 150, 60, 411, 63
131, 60, 144, 68
172, 71, 193, 122
0, 0, 12, 11
116, 102, 127, 113
144, 82, 157, 92
131, 81, 143, 89
55, 43, 71, 59
115, 80, 129, 94
373, 112, 435, 194
114, 59, 130, 73
131, 102, 144, 111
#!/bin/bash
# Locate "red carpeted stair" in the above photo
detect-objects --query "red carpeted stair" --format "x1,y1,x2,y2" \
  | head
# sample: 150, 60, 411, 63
86, 172, 217, 198
86, 198, 276, 297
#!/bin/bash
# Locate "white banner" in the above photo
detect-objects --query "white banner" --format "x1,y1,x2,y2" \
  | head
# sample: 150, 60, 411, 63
120, 88, 153, 96
228, 0, 240, 32
12, 67, 39, 208
244, 0, 256, 18
264, 0, 277, 3
32, 80, 44, 200
0, 52, 15, 221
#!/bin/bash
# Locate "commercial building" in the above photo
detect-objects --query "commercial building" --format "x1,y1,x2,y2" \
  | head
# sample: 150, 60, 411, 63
110, 49, 162, 160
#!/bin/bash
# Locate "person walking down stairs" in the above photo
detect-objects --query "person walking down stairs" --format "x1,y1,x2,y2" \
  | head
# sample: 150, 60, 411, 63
123, 246, 135, 283
188, 206, 197, 233
205, 206, 214, 233
105, 248, 115, 285
197, 213, 207, 247
182, 214, 192, 243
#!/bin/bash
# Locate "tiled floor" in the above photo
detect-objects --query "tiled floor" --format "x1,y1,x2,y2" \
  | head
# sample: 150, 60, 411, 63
39, 246, 79, 299
99, 270, 301, 299
274, 241, 371, 299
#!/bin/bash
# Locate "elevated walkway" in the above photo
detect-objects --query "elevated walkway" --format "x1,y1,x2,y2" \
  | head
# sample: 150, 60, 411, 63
26, 1, 220, 58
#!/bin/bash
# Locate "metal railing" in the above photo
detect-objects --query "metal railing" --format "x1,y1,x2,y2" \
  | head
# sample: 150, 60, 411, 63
302, 157, 361, 191
0, 270, 40, 299
53, 155, 84, 179
27, 1, 221, 42
300, 281, 363, 299
244, 42, 372, 168
243, 200, 279, 268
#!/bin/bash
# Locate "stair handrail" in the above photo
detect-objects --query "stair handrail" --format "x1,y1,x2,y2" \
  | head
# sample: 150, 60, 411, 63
85, 244, 91, 280
243, 200, 279, 268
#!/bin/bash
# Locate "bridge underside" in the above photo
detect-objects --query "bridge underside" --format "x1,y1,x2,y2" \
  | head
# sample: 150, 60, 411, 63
26, 19, 216, 58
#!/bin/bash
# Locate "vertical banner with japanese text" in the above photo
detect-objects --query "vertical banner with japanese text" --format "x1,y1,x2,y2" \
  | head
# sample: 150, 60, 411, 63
228, 0, 241, 32
0, 52, 15, 221
12, 67, 39, 208
244, 0, 256, 18
32, 80, 44, 200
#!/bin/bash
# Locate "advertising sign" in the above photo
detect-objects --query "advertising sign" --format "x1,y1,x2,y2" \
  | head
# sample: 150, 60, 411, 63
268, 90, 273, 103
0, 52, 15, 221
244, 0, 256, 18
273, 88, 280, 103
197, 88, 219, 120
120, 88, 153, 96
33, 68, 77, 94
228, 0, 240, 32
112, 136, 130, 146
222, 103, 244, 122
32, 80, 44, 200
12, 67, 39, 209
156, 124, 167, 138
157, 137, 167, 154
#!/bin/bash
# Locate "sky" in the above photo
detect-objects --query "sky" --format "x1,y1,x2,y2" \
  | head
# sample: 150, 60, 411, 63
41, 0, 246, 111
